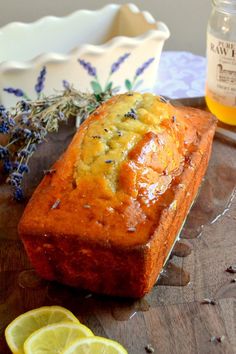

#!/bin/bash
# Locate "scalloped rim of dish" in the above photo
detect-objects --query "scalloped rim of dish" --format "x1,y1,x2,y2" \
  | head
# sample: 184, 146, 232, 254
0, 3, 170, 72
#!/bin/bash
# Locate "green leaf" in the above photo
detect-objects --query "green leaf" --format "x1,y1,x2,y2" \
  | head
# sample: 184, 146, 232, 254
133, 79, 143, 90
125, 79, 132, 91
105, 82, 113, 91
90, 81, 102, 94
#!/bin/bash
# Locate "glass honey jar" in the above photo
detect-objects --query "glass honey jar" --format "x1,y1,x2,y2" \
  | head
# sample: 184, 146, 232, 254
206, 0, 236, 125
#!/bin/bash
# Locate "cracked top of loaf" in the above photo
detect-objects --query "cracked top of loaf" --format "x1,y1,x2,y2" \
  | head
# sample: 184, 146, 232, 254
19, 93, 200, 247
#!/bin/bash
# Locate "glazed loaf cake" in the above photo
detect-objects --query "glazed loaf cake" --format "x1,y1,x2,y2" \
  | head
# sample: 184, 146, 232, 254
18, 93, 216, 297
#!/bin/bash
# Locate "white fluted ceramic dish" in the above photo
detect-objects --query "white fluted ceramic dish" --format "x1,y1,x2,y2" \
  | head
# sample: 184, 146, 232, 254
0, 3, 170, 107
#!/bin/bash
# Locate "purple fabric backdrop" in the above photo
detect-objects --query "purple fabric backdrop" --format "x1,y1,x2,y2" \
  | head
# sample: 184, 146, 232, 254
154, 51, 206, 99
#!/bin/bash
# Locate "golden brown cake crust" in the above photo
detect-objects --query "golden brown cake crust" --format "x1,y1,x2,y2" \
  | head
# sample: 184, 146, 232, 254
18, 93, 217, 297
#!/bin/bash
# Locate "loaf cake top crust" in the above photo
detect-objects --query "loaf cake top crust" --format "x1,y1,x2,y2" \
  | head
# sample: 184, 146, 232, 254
18, 93, 214, 247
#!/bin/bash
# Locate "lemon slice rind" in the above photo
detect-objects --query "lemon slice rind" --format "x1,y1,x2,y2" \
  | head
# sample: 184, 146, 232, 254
23, 322, 93, 354
63, 336, 128, 354
5, 306, 80, 354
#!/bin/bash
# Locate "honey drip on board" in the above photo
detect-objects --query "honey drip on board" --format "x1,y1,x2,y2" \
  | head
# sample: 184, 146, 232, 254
180, 164, 236, 239
157, 262, 190, 287
18, 269, 46, 289
155, 163, 236, 287
111, 298, 150, 321
215, 280, 236, 299
171, 240, 192, 257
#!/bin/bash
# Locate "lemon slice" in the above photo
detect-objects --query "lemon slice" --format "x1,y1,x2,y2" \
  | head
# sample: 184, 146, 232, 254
24, 322, 93, 354
63, 336, 128, 354
5, 306, 80, 354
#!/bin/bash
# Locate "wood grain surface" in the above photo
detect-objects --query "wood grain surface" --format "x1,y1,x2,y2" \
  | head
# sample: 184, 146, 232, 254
0, 116, 236, 354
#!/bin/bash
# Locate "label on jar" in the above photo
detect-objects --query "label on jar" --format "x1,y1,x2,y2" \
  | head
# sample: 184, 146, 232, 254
206, 33, 236, 107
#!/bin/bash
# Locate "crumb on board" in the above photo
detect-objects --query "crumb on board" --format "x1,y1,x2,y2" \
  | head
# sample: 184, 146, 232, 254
145, 344, 155, 353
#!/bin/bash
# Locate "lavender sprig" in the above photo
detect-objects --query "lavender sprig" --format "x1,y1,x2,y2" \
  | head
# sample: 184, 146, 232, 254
124, 108, 137, 119
125, 57, 155, 91
0, 105, 15, 134
0, 146, 9, 159
3, 87, 25, 97
0, 86, 112, 201
4, 66, 47, 101
110, 53, 130, 74
78, 59, 97, 77
35, 66, 47, 95
62, 80, 70, 90
135, 58, 155, 77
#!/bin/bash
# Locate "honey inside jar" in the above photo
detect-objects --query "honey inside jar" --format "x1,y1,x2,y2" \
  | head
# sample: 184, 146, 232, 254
206, 0, 236, 126
205, 90, 236, 126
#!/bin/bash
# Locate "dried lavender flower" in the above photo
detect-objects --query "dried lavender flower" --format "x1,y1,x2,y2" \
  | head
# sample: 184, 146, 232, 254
0, 104, 5, 112
210, 335, 226, 343
35, 66, 47, 95
0, 146, 9, 159
124, 108, 137, 119
43, 169, 56, 175
0, 108, 13, 134
19, 100, 31, 112
226, 265, 236, 274
83, 204, 91, 209
62, 80, 70, 90
1, 86, 112, 201
3, 87, 25, 97
145, 344, 155, 353
18, 164, 29, 173
217, 336, 225, 343
13, 187, 24, 201
3, 159, 13, 173
7, 172, 23, 187
0, 122, 9, 134
51, 199, 61, 209
201, 298, 216, 305
127, 227, 136, 232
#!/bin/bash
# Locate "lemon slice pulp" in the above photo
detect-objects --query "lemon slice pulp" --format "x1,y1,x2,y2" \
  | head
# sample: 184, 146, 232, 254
24, 322, 93, 354
63, 336, 128, 354
5, 306, 80, 354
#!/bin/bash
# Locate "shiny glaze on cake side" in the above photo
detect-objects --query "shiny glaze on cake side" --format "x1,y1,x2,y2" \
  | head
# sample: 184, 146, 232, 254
18, 93, 217, 297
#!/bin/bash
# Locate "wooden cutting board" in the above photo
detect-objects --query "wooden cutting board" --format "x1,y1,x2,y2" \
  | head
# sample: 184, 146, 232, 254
0, 114, 236, 354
